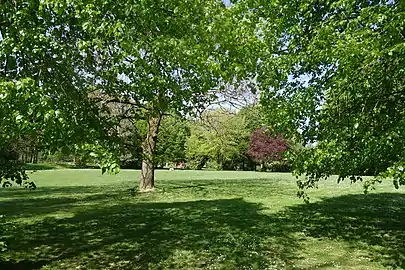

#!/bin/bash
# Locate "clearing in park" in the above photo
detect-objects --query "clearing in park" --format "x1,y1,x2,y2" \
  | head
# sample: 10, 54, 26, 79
1, 169, 404, 269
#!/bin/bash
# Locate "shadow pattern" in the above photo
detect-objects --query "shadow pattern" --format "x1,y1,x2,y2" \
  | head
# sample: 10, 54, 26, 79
1, 185, 405, 269
2, 197, 296, 269
281, 193, 405, 269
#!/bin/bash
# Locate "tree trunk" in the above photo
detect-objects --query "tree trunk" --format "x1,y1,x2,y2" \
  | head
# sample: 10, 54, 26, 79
33, 151, 39, 164
139, 113, 162, 191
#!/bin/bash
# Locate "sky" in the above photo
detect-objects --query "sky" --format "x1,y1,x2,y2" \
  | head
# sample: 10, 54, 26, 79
223, 0, 231, 6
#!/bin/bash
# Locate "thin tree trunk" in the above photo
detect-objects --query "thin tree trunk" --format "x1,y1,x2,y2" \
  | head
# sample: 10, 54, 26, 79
30, 147, 35, 163
34, 149, 39, 164
139, 113, 162, 191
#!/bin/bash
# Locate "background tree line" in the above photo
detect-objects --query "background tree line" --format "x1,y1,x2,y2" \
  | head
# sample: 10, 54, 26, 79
10, 104, 292, 173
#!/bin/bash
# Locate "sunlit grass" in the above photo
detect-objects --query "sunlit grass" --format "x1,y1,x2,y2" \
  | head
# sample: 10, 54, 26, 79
1, 169, 404, 269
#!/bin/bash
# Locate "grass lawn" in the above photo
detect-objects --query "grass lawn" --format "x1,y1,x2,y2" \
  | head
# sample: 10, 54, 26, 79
1, 169, 404, 269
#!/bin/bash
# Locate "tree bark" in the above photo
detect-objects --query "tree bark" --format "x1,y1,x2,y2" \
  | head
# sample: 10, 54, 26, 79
139, 113, 162, 191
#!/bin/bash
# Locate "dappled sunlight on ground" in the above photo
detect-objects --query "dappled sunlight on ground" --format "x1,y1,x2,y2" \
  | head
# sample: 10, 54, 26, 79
1, 170, 404, 269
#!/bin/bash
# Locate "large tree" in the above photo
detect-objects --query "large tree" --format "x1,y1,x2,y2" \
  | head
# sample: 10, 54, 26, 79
74, 0, 257, 190
1, 0, 259, 190
254, 0, 405, 196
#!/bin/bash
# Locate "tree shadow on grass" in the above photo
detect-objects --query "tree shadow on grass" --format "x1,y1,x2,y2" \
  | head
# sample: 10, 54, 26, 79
0, 181, 273, 219
1, 186, 405, 269
0, 186, 131, 218
159, 178, 296, 197
2, 198, 297, 269
280, 193, 405, 269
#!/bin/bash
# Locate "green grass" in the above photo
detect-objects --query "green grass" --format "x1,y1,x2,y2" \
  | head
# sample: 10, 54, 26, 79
1, 170, 404, 269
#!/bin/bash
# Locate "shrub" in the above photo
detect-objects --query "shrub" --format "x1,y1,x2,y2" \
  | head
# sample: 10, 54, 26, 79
267, 160, 292, 172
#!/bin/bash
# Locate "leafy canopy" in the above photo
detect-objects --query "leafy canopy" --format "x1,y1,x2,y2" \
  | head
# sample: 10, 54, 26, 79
1, 0, 260, 183
251, 0, 405, 195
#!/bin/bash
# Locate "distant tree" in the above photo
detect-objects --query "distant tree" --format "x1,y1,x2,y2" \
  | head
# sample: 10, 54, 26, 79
155, 116, 190, 166
186, 109, 253, 170
185, 123, 211, 170
247, 128, 288, 165
238, 105, 266, 132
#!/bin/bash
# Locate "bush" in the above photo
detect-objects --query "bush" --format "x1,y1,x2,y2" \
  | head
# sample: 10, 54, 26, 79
205, 160, 222, 171
267, 160, 292, 172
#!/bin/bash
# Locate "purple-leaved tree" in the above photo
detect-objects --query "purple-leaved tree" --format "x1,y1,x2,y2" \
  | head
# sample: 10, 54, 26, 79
247, 128, 288, 163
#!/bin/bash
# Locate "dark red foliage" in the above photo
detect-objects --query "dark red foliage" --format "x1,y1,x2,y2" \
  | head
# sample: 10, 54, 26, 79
247, 128, 288, 162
